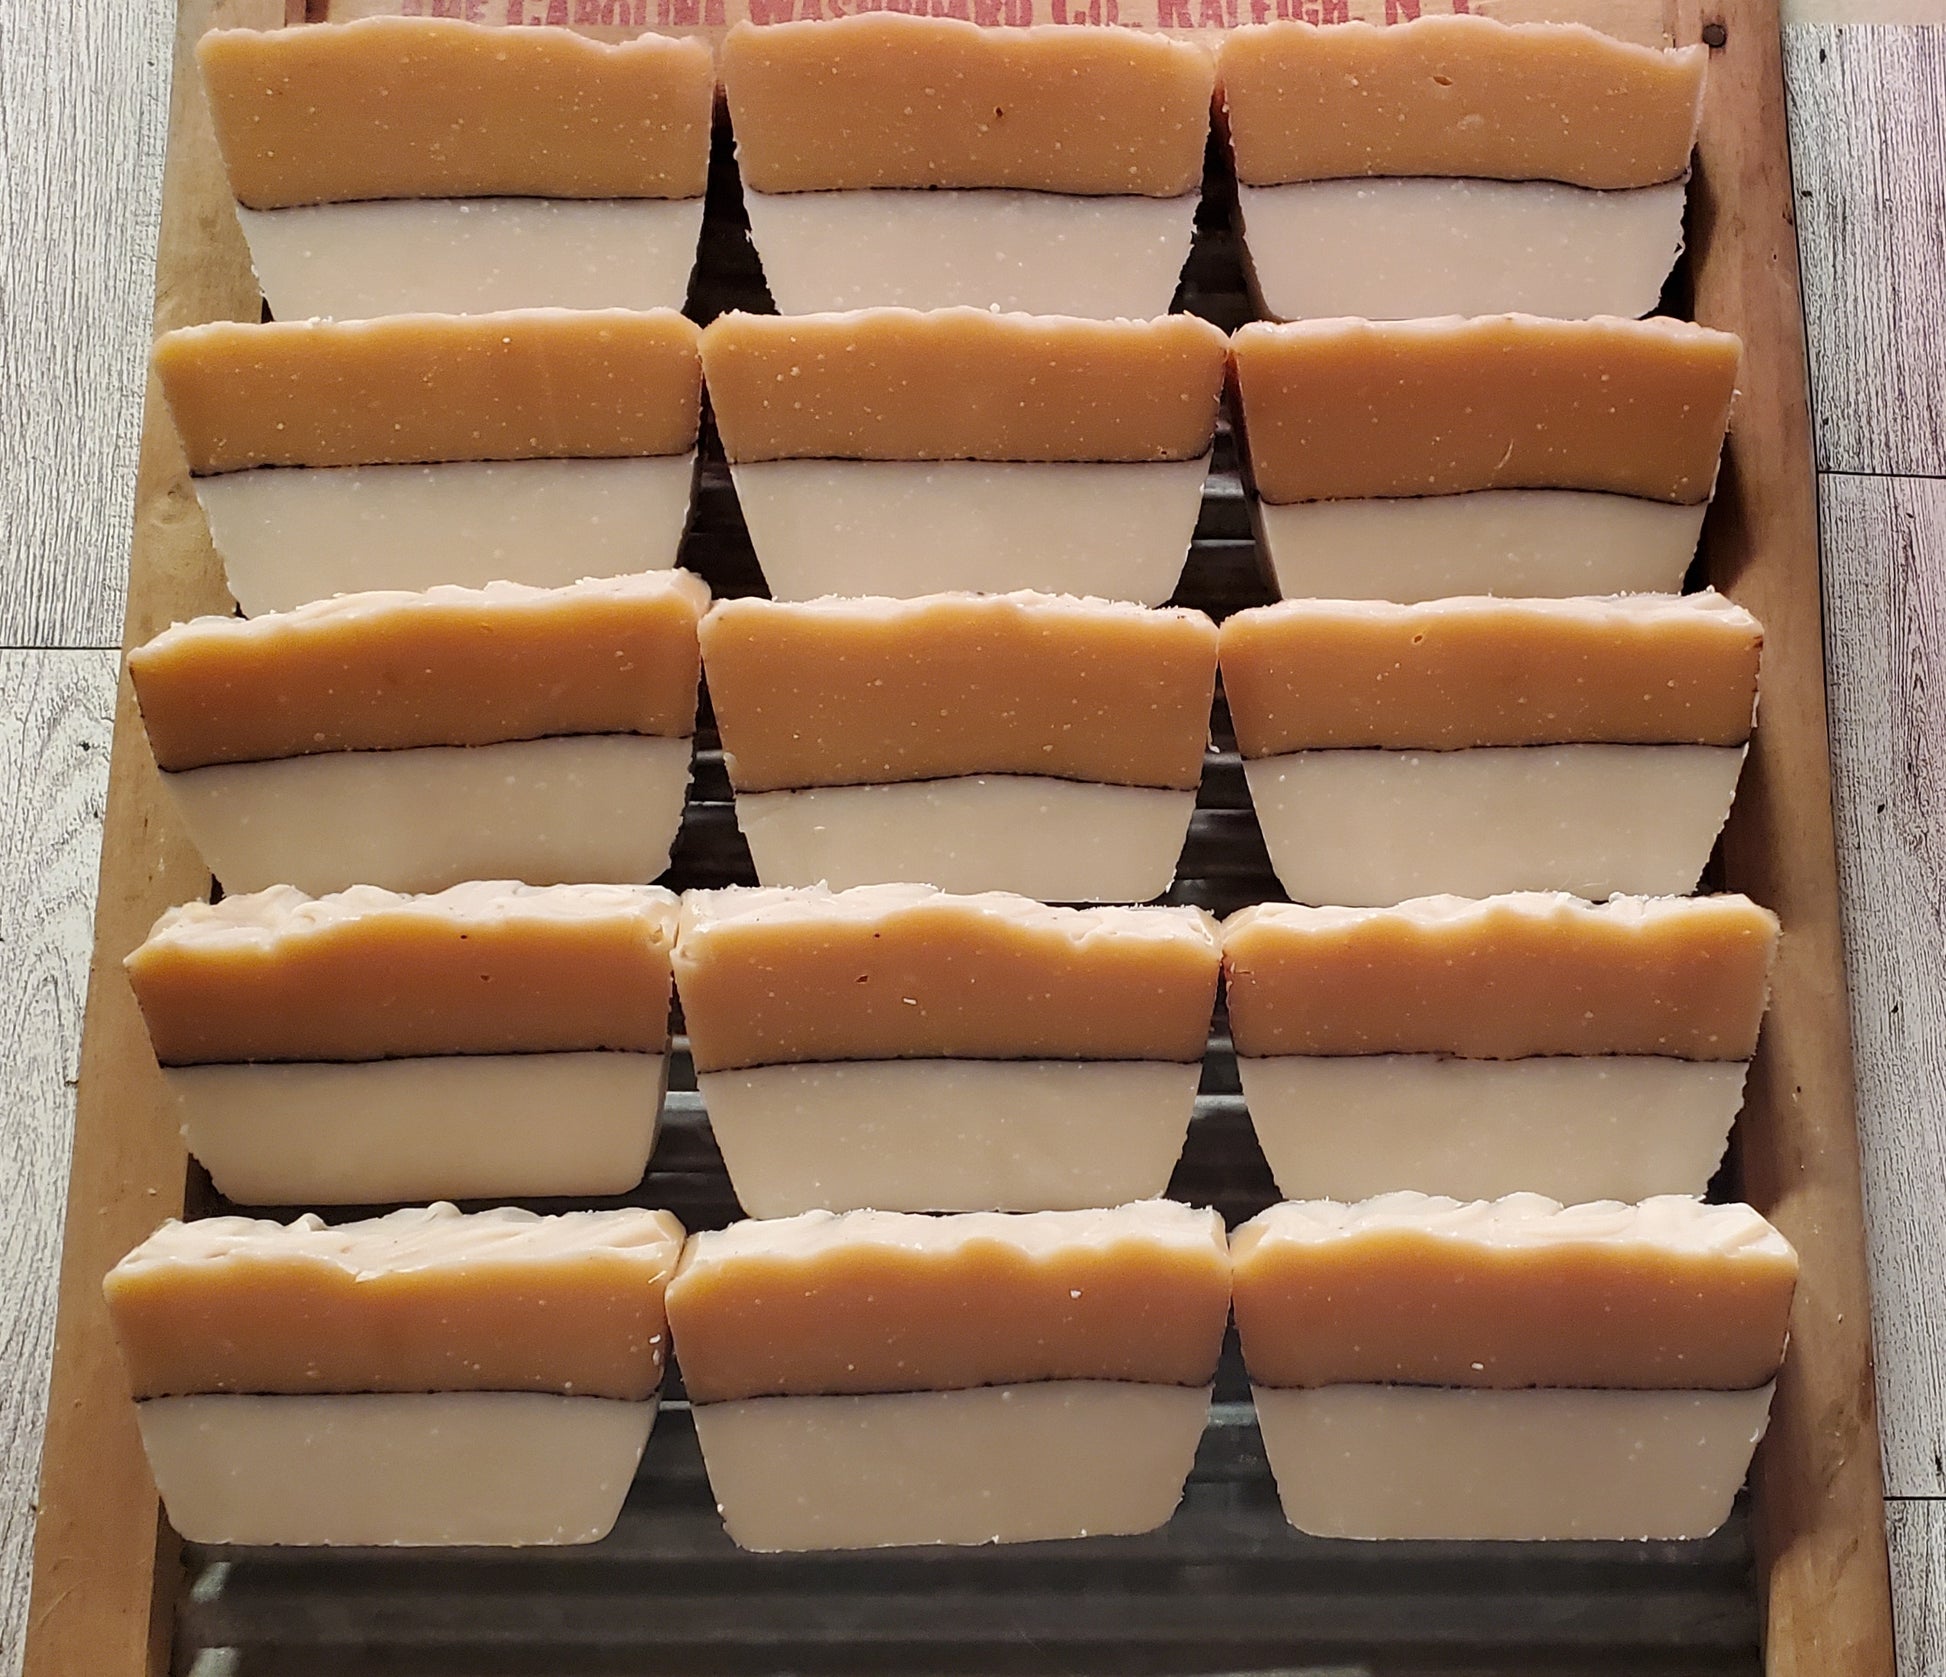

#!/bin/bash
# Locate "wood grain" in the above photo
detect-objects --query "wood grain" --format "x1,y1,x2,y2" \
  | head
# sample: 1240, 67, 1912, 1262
1889, 1502, 1946, 1677
1821, 473, 1946, 1503
0, 7, 173, 649
1784, 25, 1946, 477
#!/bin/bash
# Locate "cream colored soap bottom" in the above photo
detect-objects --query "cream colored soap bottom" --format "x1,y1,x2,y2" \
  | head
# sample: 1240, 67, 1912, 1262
741, 189, 1199, 318
692, 1381, 1211, 1551
164, 734, 693, 896
735, 776, 1196, 902
168, 1052, 668, 1206
1244, 745, 1747, 906
1236, 178, 1686, 322
730, 457, 1208, 605
1239, 1054, 1748, 1204
137, 1392, 657, 1546
196, 456, 697, 617
1253, 1382, 1775, 1540
1256, 490, 1706, 604
699, 1059, 1201, 1216
237, 198, 706, 320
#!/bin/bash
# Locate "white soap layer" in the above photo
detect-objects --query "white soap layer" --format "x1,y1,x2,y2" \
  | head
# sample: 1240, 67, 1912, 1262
196, 456, 696, 617
1254, 1382, 1774, 1541
692, 1381, 1209, 1551
698, 1059, 1200, 1217
168, 1052, 668, 1206
1256, 489, 1706, 604
730, 457, 1208, 605
164, 734, 693, 897
237, 198, 705, 319
1237, 178, 1687, 322
741, 189, 1199, 318
1244, 745, 1746, 906
1239, 1054, 1747, 1205
138, 1392, 657, 1546
735, 777, 1195, 903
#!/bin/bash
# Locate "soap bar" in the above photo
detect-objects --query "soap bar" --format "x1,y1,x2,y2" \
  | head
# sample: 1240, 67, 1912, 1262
129, 571, 708, 771
701, 310, 1226, 465
1219, 17, 1705, 190
722, 16, 1213, 197
105, 1203, 686, 1401
667, 1202, 1232, 1403
199, 18, 714, 208
700, 592, 1217, 794
1218, 592, 1761, 756
1224, 893, 1778, 1061
128, 881, 678, 1065
1230, 315, 1740, 504
156, 310, 701, 475
1231, 1193, 1797, 1392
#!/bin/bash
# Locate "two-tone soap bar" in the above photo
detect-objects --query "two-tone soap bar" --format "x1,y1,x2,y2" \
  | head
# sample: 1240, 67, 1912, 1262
155, 311, 702, 613
665, 1201, 1232, 1551
1232, 1193, 1797, 1540
200, 17, 714, 319
128, 570, 709, 895
1218, 591, 1763, 904
1219, 16, 1706, 321
700, 591, 1219, 902
126, 882, 680, 1205
675, 886, 1221, 1214
1230, 315, 1740, 601
723, 16, 1214, 318
701, 309, 1226, 604
1224, 893, 1779, 1203
105, 1203, 685, 1546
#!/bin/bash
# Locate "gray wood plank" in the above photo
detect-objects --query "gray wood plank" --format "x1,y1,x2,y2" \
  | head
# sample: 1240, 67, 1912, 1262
1784, 26, 1946, 478
1889, 1502, 1946, 1675
0, 7, 175, 649
0, 650, 117, 1677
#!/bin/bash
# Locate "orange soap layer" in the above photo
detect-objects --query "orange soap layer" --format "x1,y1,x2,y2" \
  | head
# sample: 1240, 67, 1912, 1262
129, 571, 708, 772
667, 1202, 1233, 1402
1223, 894, 1779, 1060
128, 882, 680, 1066
1230, 315, 1740, 505
701, 309, 1227, 465
200, 18, 713, 209
699, 592, 1218, 793
676, 886, 1221, 1072
1219, 17, 1705, 190
1231, 1194, 1798, 1391
156, 310, 702, 475
1217, 593, 1761, 756
723, 16, 1214, 197
106, 1205, 686, 1401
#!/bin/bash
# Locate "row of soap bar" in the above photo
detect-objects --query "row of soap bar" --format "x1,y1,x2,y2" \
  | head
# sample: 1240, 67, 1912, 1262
103, 1195, 1796, 1550
127, 583, 1763, 907
201, 12, 1707, 324
124, 879, 1779, 1211
157, 307, 1741, 616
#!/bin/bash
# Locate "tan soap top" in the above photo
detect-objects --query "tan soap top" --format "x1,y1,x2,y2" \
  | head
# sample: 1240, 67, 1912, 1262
676, 885, 1221, 1073
1231, 315, 1740, 505
1218, 592, 1761, 756
1219, 17, 1705, 191
156, 310, 702, 476
200, 18, 714, 209
701, 309, 1227, 465
700, 592, 1218, 793
128, 881, 680, 1066
723, 16, 1214, 198
667, 1201, 1232, 1402
1223, 893, 1779, 1061
129, 571, 708, 773
106, 1204, 686, 1402
1232, 1193, 1797, 1392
